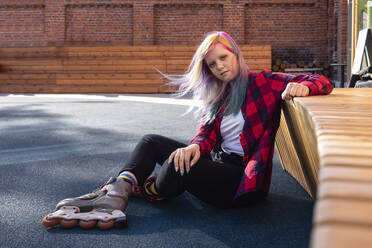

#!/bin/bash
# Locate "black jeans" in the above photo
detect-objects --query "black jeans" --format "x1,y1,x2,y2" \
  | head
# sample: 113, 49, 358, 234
120, 134, 264, 208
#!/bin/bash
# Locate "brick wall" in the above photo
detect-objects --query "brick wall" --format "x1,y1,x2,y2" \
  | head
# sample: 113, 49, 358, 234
245, 2, 319, 64
154, 4, 223, 45
65, 3, 133, 45
0, 0, 348, 67
0, 1, 46, 47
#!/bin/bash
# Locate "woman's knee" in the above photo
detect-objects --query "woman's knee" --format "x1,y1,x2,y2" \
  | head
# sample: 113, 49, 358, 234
141, 134, 160, 143
139, 134, 166, 149
155, 161, 184, 197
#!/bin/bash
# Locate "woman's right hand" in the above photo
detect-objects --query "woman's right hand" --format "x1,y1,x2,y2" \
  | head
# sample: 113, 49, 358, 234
168, 144, 200, 176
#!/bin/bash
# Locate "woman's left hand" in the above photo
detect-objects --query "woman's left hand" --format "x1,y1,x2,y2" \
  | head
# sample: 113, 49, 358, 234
168, 144, 200, 176
281, 83, 310, 100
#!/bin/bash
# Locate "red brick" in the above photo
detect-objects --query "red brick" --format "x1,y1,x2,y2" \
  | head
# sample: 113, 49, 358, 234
0, 0, 347, 69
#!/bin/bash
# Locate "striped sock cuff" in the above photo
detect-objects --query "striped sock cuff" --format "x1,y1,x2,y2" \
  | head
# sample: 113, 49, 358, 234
119, 171, 137, 185
142, 176, 166, 202
148, 181, 159, 196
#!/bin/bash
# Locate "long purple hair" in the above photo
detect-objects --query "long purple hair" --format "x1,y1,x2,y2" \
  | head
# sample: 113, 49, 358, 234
163, 31, 250, 123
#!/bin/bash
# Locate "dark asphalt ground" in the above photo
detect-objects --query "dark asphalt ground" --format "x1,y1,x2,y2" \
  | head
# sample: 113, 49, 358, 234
0, 94, 314, 248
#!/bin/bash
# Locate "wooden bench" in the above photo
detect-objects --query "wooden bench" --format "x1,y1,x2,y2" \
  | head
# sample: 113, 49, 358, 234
275, 88, 372, 247
0, 45, 271, 94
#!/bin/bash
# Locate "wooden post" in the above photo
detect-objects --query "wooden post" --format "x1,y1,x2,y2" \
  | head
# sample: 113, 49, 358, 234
351, 0, 358, 65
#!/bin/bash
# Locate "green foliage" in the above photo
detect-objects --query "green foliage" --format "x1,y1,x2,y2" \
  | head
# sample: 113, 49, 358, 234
358, 0, 368, 30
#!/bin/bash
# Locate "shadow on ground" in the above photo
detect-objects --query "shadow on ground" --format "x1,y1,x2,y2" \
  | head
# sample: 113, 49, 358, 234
0, 96, 313, 248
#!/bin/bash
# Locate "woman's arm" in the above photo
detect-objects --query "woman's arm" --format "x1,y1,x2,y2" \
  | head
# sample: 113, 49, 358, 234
281, 82, 310, 100
168, 115, 220, 176
189, 115, 220, 156
265, 70, 334, 97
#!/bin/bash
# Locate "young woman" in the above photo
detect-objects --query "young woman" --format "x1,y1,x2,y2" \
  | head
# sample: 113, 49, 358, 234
42, 31, 333, 230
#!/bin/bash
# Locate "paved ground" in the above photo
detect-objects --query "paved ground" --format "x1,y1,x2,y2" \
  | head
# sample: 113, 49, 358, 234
0, 94, 314, 248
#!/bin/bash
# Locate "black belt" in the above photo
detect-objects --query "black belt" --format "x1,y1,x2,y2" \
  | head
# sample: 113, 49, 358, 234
211, 151, 244, 166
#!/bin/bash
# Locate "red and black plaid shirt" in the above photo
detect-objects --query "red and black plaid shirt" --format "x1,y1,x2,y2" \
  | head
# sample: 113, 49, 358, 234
190, 70, 333, 199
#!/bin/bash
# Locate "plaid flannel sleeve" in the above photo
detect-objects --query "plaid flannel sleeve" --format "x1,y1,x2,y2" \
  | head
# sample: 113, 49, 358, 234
190, 115, 219, 155
267, 70, 334, 95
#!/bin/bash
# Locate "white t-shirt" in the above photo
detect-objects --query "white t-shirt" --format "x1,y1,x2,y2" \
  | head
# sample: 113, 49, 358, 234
220, 111, 244, 156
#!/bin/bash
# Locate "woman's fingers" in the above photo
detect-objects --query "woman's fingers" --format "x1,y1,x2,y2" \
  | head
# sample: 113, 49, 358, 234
168, 151, 175, 164
190, 149, 200, 167
169, 148, 185, 175
175, 149, 182, 173
301, 85, 310, 96
170, 149, 180, 172
282, 83, 310, 100
184, 149, 192, 174
186, 144, 200, 173
290, 83, 299, 96
281, 83, 292, 100
178, 149, 185, 175
169, 146, 198, 176
169, 144, 201, 176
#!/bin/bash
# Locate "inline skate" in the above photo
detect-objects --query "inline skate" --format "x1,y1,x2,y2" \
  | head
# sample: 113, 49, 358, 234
41, 177, 132, 230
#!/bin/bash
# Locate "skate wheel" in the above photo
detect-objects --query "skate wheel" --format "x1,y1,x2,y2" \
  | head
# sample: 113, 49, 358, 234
60, 219, 78, 229
41, 215, 61, 228
79, 220, 97, 229
97, 220, 114, 230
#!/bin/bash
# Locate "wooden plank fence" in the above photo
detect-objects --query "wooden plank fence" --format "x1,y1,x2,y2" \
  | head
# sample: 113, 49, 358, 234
0, 45, 271, 93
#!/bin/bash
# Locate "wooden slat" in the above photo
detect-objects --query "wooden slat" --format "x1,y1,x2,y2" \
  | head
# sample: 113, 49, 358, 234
56, 79, 164, 86
319, 166, 372, 183
0, 79, 165, 86
317, 180, 372, 200
310, 226, 372, 248
0, 85, 164, 93
0, 45, 271, 93
0, 45, 270, 58
275, 111, 313, 195
0, 59, 167, 66
275, 88, 372, 248
0, 57, 270, 66
314, 199, 372, 226
0, 73, 162, 80
5, 65, 167, 72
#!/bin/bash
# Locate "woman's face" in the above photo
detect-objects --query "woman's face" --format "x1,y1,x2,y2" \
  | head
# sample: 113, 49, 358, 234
204, 43, 239, 83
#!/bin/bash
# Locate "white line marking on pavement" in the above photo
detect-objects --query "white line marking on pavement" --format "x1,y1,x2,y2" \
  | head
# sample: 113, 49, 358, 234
1, 94, 202, 106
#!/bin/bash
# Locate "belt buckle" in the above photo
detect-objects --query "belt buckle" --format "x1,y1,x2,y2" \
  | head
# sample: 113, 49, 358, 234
211, 151, 224, 164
